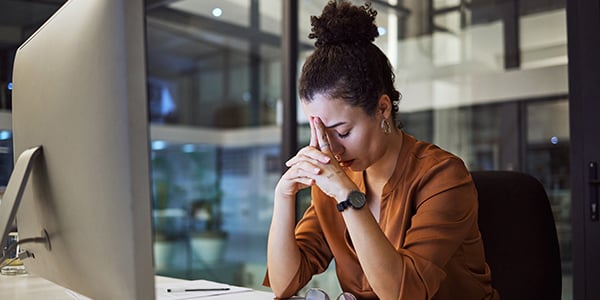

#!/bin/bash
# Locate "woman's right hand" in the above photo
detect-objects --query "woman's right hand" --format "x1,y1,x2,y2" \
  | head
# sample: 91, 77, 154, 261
275, 116, 333, 200
274, 144, 331, 199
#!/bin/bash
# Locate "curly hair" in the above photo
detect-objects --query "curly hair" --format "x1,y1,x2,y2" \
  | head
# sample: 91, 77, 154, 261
298, 0, 402, 126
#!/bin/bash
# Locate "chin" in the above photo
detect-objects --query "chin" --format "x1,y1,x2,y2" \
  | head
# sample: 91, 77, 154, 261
346, 162, 365, 172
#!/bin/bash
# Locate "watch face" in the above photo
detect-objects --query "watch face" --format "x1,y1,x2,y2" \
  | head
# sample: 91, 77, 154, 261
348, 190, 366, 209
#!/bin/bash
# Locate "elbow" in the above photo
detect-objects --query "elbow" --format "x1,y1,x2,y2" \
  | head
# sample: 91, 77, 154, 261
273, 290, 296, 299
266, 271, 298, 299
269, 282, 297, 300
372, 285, 401, 300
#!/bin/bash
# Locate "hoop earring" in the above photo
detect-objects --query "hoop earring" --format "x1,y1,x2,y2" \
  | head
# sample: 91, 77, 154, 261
381, 119, 392, 135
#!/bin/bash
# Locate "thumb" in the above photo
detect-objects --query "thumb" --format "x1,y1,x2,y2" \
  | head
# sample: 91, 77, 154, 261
314, 117, 332, 154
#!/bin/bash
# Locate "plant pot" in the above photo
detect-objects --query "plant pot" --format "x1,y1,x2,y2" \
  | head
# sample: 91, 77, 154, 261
154, 239, 175, 271
154, 235, 187, 271
190, 231, 228, 266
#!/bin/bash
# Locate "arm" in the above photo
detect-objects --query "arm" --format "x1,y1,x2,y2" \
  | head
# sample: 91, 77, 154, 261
266, 200, 334, 298
342, 166, 476, 299
266, 185, 301, 297
266, 118, 334, 298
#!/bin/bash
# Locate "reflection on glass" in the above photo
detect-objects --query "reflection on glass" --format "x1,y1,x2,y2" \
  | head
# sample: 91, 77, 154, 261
526, 99, 571, 273
146, 0, 281, 128
144, 0, 284, 285
0, 130, 13, 188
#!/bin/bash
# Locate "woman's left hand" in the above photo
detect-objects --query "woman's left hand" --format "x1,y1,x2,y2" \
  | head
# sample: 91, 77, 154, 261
286, 117, 357, 201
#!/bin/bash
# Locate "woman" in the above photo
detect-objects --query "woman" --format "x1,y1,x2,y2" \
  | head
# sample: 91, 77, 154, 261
265, 1, 499, 299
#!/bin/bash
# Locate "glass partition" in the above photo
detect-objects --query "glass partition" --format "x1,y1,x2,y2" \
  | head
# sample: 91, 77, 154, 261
0, 112, 13, 191
145, 0, 282, 291
296, 0, 570, 298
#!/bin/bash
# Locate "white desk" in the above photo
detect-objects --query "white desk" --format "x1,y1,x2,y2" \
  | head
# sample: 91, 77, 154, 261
0, 273, 274, 300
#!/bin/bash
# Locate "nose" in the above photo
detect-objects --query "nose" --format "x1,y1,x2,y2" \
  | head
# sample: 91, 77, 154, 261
328, 139, 344, 160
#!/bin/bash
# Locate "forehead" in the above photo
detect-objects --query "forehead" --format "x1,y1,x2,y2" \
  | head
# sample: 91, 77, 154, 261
301, 94, 364, 125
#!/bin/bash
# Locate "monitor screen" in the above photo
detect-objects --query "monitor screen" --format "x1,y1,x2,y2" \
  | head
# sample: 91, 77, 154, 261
4, 0, 155, 298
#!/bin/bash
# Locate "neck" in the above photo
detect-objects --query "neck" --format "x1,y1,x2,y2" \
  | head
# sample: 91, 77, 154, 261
365, 129, 403, 192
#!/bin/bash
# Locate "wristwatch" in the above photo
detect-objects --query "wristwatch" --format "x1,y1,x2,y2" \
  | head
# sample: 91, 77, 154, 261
336, 190, 366, 212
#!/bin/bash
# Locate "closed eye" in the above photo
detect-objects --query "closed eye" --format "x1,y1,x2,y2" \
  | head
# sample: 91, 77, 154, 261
337, 131, 350, 139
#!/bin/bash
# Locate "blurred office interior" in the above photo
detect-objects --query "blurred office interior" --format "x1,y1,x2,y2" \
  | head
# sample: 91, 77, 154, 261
0, 0, 578, 298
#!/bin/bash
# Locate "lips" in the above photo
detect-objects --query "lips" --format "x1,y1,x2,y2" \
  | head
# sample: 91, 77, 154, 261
339, 159, 354, 168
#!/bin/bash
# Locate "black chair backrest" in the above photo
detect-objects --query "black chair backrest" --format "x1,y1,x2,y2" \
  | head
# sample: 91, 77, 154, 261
471, 171, 562, 300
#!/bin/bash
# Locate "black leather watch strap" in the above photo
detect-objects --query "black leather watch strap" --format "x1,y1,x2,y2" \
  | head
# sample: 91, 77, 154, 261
336, 200, 351, 212
336, 190, 366, 212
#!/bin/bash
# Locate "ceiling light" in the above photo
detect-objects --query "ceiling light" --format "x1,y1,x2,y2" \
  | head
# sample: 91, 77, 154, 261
152, 140, 167, 151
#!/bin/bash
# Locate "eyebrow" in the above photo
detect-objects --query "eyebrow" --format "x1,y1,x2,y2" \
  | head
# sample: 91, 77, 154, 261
324, 121, 346, 129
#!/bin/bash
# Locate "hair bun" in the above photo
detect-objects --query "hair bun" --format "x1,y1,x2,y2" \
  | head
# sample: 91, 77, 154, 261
309, 1, 379, 48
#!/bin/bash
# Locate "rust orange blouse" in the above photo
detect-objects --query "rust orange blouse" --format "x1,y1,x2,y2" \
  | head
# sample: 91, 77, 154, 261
265, 133, 500, 300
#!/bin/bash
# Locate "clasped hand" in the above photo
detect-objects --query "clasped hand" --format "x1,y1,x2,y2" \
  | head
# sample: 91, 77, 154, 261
275, 116, 357, 202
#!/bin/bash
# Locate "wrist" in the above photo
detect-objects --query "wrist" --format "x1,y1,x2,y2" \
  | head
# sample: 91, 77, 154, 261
336, 190, 367, 212
335, 187, 354, 203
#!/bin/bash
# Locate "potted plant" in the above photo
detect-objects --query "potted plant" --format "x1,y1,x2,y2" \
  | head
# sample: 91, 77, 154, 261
151, 156, 187, 271
189, 190, 228, 266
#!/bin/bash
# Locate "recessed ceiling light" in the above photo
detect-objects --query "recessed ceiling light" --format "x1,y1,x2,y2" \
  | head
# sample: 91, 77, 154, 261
152, 140, 167, 151
0, 131, 11, 140
212, 7, 222, 17
182, 144, 195, 153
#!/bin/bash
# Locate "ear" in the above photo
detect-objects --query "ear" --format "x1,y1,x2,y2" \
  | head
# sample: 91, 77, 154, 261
377, 94, 393, 119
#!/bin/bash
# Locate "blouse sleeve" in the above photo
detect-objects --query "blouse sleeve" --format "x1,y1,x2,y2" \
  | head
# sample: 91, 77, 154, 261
263, 197, 333, 298
397, 157, 479, 299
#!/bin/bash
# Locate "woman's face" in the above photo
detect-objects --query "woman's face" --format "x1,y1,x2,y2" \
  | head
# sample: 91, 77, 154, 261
301, 93, 387, 172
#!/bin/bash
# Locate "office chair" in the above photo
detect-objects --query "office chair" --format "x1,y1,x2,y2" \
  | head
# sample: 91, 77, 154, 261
471, 171, 562, 300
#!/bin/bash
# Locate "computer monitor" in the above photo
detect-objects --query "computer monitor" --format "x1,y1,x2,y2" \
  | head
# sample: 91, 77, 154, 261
0, 0, 155, 299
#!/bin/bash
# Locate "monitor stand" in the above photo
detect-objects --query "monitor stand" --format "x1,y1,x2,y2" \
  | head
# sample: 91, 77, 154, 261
0, 146, 43, 259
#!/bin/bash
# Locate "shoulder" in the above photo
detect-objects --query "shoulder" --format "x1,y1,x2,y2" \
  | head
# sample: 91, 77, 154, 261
399, 134, 474, 201
403, 134, 469, 178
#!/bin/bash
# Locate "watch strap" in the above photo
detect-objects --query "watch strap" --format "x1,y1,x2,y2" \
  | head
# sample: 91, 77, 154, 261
336, 200, 351, 212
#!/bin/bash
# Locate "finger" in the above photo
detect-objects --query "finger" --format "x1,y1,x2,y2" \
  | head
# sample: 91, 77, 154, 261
294, 177, 315, 188
286, 156, 327, 174
314, 117, 331, 153
309, 116, 318, 148
276, 172, 314, 197
281, 164, 321, 190
286, 147, 331, 166
283, 166, 319, 182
